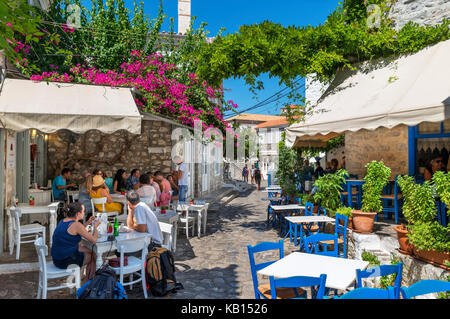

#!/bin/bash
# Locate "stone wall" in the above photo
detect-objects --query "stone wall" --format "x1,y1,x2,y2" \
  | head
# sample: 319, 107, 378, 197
47, 119, 174, 185
388, 0, 450, 30
344, 125, 409, 178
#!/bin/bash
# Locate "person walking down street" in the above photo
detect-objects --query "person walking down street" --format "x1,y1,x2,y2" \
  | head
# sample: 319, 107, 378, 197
242, 164, 249, 182
250, 165, 255, 185
175, 156, 189, 203
254, 167, 263, 190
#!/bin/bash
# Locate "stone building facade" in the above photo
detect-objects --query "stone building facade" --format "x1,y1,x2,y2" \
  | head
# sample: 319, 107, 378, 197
47, 119, 174, 185
388, 0, 450, 30
345, 125, 409, 178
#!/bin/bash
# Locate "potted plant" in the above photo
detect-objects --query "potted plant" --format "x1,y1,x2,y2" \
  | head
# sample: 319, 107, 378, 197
406, 171, 450, 270
396, 175, 421, 254
352, 161, 391, 234
313, 169, 349, 214
336, 206, 353, 229
408, 221, 450, 270
397, 175, 439, 255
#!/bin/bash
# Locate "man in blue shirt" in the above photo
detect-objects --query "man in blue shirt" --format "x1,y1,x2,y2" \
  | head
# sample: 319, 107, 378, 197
52, 168, 76, 201
125, 168, 140, 191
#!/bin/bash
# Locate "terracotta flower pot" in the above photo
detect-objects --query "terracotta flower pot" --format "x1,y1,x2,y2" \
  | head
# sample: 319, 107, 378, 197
412, 246, 450, 271
339, 217, 353, 229
313, 205, 318, 214
351, 210, 376, 234
394, 225, 413, 255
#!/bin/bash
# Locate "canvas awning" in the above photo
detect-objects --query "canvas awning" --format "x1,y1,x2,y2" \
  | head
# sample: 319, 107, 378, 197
285, 39, 450, 148
0, 79, 142, 134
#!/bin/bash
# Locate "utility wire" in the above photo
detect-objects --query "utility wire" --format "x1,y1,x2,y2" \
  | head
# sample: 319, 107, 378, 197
224, 80, 305, 117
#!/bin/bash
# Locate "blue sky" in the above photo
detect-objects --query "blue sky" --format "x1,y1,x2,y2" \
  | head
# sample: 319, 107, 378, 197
83, 0, 341, 116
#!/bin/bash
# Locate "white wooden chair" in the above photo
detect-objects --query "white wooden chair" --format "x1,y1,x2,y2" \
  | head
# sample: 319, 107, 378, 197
34, 237, 80, 299
158, 222, 173, 251
109, 237, 150, 298
140, 196, 155, 209
177, 209, 196, 238
90, 197, 119, 221
10, 206, 46, 260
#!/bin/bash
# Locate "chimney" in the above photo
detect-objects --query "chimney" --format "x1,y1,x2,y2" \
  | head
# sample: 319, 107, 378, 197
178, 0, 191, 34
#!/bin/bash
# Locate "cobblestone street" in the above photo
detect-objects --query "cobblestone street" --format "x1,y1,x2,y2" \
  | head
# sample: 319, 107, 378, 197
0, 184, 300, 299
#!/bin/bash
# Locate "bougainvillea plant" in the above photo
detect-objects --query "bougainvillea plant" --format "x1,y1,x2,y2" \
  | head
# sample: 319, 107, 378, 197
30, 50, 238, 138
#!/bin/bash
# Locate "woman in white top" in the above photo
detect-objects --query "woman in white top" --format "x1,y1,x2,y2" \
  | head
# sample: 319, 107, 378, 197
137, 174, 156, 208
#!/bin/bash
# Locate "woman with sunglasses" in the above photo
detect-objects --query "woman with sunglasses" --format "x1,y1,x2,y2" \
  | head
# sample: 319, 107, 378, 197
424, 155, 447, 181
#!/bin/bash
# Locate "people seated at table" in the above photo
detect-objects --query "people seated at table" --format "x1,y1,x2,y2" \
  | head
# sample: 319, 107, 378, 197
51, 202, 99, 280
103, 172, 114, 194
52, 167, 76, 201
126, 190, 163, 249
146, 172, 162, 203
302, 159, 314, 182
327, 158, 339, 174
167, 174, 179, 199
78, 172, 93, 217
90, 175, 123, 214
92, 168, 102, 176
314, 162, 325, 180
113, 169, 127, 194
137, 174, 157, 207
126, 168, 140, 191
154, 171, 172, 207
424, 155, 448, 181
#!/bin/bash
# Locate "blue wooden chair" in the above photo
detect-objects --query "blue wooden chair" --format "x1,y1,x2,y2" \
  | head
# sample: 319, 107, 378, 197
302, 202, 320, 233
267, 197, 283, 227
379, 175, 403, 224
356, 263, 403, 299
400, 280, 450, 299
340, 174, 360, 208
286, 197, 303, 243
247, 240, 305, 299
304, 233, 339, 257
338, 286, 396, 299
317, 213, 348, 258
269, 274, 327, 299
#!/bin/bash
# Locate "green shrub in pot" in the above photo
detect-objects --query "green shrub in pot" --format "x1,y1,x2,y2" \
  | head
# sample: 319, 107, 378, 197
397, 175, 437, 225
432, 171, 450, 208
407, 222, 450, 253
336, 206, 353, 218
361, 161, 391, 214
312, 169, 348, 211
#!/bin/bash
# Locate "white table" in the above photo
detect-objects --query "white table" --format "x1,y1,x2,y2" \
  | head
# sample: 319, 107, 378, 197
269, 204, 304, 235
7, 202, 59, 251
82, 230, 152, 269
177, 203, 209, 238
154, 209, 179, 252
257, 252, 369, 291
285, 216, 335, 224
284, 215, 336, 246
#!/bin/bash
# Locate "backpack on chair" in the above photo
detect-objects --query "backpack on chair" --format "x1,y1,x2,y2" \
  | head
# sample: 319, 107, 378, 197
145, 247, 183, 297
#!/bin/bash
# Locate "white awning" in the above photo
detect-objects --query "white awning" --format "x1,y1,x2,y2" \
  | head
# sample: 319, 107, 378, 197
0, 79, 142, 134
285, 39, 450, 148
